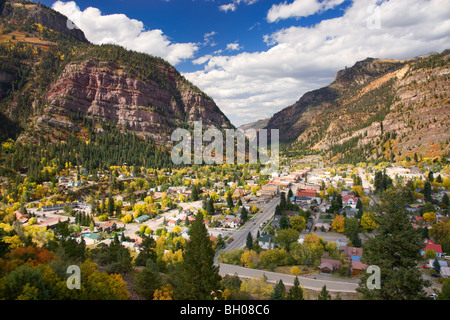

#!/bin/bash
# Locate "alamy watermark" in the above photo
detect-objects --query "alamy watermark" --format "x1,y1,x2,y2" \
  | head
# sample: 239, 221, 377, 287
66, 265, 81, 290
367, 5, 381, 30
366, 265, 381, 290
171, 121, 279, 175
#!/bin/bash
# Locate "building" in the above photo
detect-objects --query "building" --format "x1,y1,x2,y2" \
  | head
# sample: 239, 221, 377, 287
135, 215, 150, 224
342, 195, 359, 209
318, 258, 340, 273
341, 246, 363, 261
258, 234, 274, 250
297, 188, 317, 198
260, 185, 279, 197
298, 182, 321, 192
351, 260, 368, 276
421, 242, 446, 258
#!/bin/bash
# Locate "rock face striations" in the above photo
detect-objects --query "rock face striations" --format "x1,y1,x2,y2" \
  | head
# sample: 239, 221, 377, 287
38, 57, 232, 142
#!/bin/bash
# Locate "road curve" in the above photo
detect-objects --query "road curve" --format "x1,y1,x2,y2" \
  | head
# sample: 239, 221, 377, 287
217, 263, 360, 293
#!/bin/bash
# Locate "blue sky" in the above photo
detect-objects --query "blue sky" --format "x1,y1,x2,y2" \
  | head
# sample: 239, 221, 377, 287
36, 0, 450, 127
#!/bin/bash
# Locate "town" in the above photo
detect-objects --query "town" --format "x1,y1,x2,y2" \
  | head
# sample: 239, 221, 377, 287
1, 151, 449, 300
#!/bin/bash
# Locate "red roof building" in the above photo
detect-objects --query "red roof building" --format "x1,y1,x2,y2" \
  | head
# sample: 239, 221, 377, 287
297, 188, 317, 198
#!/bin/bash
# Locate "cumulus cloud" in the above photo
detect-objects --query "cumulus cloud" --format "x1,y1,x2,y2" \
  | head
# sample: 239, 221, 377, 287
219, 0, 260, 13
51, 1, 198, 65
226, 42, 242, 51
219, 3, 237, 12
184, 0, 450, 126
267, 0, 346, 22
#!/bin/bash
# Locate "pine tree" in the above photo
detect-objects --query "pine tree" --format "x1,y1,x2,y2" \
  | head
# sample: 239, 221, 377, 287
317, 285, 331, 300
172, 211, 222, 300
246, 232, 253, 250
428, 171, 434, 182
433, 258, 441, 274
107, 193, 115, 216
227, 192, 234, 208
287, 276, 304, 300
424, 181, 432, 203
240, 206, 248, 223
443, 193, 449, 207
270, 280, 286, 300
357, 187, 431, 299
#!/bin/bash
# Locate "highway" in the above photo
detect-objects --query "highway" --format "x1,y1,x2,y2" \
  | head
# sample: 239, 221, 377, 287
222, 196, 280, 252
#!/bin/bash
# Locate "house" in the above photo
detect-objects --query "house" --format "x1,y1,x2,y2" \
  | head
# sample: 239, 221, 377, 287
318, 258, 341, 273
314, 222, 331, 232
297, 188, 317, 198
341, 246, 363, 261
427, 259, 448, 269
258, 234, 274, 250
167, 218, 180, 227
135, 215, 150, 224
351, 260, 368, 275
221, 215, 242, 228
421, 243, 445, 258
342, 195, 358, 209
103, 221, 117, 233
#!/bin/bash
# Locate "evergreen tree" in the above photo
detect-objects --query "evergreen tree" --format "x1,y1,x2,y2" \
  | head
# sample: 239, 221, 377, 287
135, 235, 157, 267
270, 280, 286, 300
107, 193, 115, 216
428, 171, 434, 182
433, 258, 441, 274
317, 285, 331, 300
424, 181, 432, 203
443, 193, 449, 207
206, 198, 215, 216
246, 232, 253, 250
357, 187, 431, 299
280, 192, 287, 209
280, 215, 289, 229
286, 276, 304, 300
190, 184, 200, 201
227, 192, 234, 209
172, 211, 222, 300
287, 188, 293, 202
240, 206, 248, 223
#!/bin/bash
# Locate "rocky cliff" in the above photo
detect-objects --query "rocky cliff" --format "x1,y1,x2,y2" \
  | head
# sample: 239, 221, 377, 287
0, 1, 233, 145
264, 51, 450, 162
36, 56, 232, 142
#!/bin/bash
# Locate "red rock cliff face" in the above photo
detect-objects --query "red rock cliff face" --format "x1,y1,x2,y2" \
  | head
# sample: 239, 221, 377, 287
38, 59, 232, 141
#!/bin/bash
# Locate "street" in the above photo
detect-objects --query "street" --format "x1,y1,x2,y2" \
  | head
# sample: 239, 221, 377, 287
222, 196, 280, 252
218, 263, 359, 293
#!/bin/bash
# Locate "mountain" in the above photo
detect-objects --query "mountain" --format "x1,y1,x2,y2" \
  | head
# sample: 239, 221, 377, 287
0, 0, 233, 145
265, 51, 450, 163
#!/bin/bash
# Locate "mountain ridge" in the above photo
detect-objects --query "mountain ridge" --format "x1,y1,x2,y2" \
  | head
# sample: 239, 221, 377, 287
262, 50, 450, 163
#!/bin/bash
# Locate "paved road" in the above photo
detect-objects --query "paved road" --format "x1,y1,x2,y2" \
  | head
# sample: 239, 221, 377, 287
218, 263, 359, 293
222, 197, 280, 252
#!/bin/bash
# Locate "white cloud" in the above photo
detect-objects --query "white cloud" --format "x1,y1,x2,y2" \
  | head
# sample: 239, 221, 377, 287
203, 31, 217, 47
184, 0, 450, 126
226, 42, 242, 51
219, 3, 237, 12
219, 0, 260, 13
267, 0, 346, 22
51, 1, 198, 65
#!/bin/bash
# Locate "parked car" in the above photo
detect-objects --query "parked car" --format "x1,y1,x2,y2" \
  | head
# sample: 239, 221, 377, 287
431, 273, 439, 278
